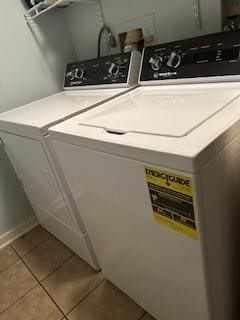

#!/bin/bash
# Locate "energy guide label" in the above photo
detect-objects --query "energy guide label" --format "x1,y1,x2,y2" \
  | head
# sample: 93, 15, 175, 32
144, 165, 198, 239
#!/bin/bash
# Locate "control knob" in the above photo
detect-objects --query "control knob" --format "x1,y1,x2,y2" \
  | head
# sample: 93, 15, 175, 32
149, 56, 163, 71
66, 70, 75, 81
167, 52, 181, 68
108, 63, 120, 77
75, 68, 86, 80
66, 68, 86, 81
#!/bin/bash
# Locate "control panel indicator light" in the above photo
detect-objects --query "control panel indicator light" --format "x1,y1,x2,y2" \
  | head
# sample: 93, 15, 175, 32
196, 60, 208, 63
155, 48, 166, 52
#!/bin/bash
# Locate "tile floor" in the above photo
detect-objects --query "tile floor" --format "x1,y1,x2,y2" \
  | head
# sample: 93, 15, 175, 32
0, 225, 155, 320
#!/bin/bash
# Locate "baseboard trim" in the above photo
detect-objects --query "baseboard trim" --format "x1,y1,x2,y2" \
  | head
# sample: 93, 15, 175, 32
0, 215, 39, 249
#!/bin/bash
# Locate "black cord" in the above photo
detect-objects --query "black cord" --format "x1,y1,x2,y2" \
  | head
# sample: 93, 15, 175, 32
97, 26, 116, 58
23, 0, 43, 8
97, 27, 106, 58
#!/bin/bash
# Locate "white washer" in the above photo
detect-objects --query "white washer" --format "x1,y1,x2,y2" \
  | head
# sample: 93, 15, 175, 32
0, 51, 141, 269
48, 32, 240, 319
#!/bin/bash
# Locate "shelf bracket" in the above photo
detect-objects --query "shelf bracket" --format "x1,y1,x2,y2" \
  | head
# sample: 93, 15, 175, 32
192, 0, 201, 30
24, 0, 97, 22
96, 0, 105, 27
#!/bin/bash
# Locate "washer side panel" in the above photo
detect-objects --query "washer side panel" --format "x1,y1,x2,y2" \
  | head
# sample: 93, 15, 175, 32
51, 139, 210, 320
199, 132, 240, 320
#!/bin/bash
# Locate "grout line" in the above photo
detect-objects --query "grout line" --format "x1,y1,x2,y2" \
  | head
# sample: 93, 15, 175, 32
139, 311, 147, 319
0, 283, 39, 316
66, 278, 105, 316
11, 245, 66, 318
40, 253, 75, 283
0, 257, 20, 275
10, 233, 52, 259
2, 241, 146, 320
0, 226, 52, 275
8, 231, 103, 318
1, 240, 146, 320
10, 231, 75, 283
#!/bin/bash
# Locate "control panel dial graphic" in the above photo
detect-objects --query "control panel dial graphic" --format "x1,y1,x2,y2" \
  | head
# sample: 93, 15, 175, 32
108, 63, 120, 77
64, 52, 132, 88
149, 56, 163, 71
66, 70, 75, 81
75, 68, 86, 80
140, 31, 240, 82
166, 52, 181, 69
66, 68, 86, 81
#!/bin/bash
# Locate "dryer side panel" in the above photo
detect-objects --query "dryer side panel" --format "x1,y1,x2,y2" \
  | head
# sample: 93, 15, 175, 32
0, 131, 76, 229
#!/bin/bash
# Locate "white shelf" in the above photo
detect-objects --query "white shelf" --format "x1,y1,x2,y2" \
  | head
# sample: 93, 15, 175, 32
24, 0, 96, 21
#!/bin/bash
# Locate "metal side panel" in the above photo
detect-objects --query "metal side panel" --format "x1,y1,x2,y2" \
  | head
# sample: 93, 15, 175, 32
31, 202, 100, 270
51, 139, 210, 320
0, 131, 77, 230
199, 131, 240, 320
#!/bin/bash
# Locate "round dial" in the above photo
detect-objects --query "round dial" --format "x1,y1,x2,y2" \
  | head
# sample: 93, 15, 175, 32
75, 68, 86, 80
149, 56, 163, 71
167, 52, 181, 68
66, 70, 75, 81
108, 63, 120, 77
66, 68, 86, 81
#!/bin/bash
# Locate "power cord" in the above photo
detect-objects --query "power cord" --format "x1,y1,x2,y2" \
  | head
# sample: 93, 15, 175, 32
97, 26, 116, 58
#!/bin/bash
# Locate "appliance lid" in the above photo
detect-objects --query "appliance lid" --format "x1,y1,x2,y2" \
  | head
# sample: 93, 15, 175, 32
0, 88, 126, 132
76, 86, 240, 137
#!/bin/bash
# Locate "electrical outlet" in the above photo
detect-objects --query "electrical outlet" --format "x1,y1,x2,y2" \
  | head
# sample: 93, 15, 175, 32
118, 28, 143, 52
114, 13, 157, 46
225, 0, 240, 16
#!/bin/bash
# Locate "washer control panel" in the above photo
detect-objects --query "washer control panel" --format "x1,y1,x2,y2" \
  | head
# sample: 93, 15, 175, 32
64, 52, 132, 88
140, 31, 240, 83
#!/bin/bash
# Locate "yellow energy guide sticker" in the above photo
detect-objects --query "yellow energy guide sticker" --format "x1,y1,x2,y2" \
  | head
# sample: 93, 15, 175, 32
144, 165, 198, 240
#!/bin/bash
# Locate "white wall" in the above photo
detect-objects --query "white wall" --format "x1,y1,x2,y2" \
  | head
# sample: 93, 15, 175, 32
65, 0, 222, 60
0, 1, 77, 112
0, 1, 77, 236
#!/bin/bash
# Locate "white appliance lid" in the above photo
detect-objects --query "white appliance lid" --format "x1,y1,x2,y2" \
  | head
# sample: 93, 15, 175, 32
0, 88, 126, 132
76, 87, 239, 137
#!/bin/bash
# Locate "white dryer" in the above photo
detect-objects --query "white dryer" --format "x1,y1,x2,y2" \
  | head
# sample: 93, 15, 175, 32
48, 32, 240, 319
0, 51, 141, 269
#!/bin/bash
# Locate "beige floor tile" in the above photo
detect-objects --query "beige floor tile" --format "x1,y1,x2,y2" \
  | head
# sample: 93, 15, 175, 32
68, 280, 144, 320
43, 255, 104, 314
141, 313, 156, 320
0, 246, 19, 273
0, 285, 63, 320
11, 225, 51, 256
0, 260, 37, 314
22, 237, 74, 281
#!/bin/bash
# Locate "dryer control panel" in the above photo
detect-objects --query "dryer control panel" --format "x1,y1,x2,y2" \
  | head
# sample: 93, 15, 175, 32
140, 31, 240, 83
64, 51, 141, 89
